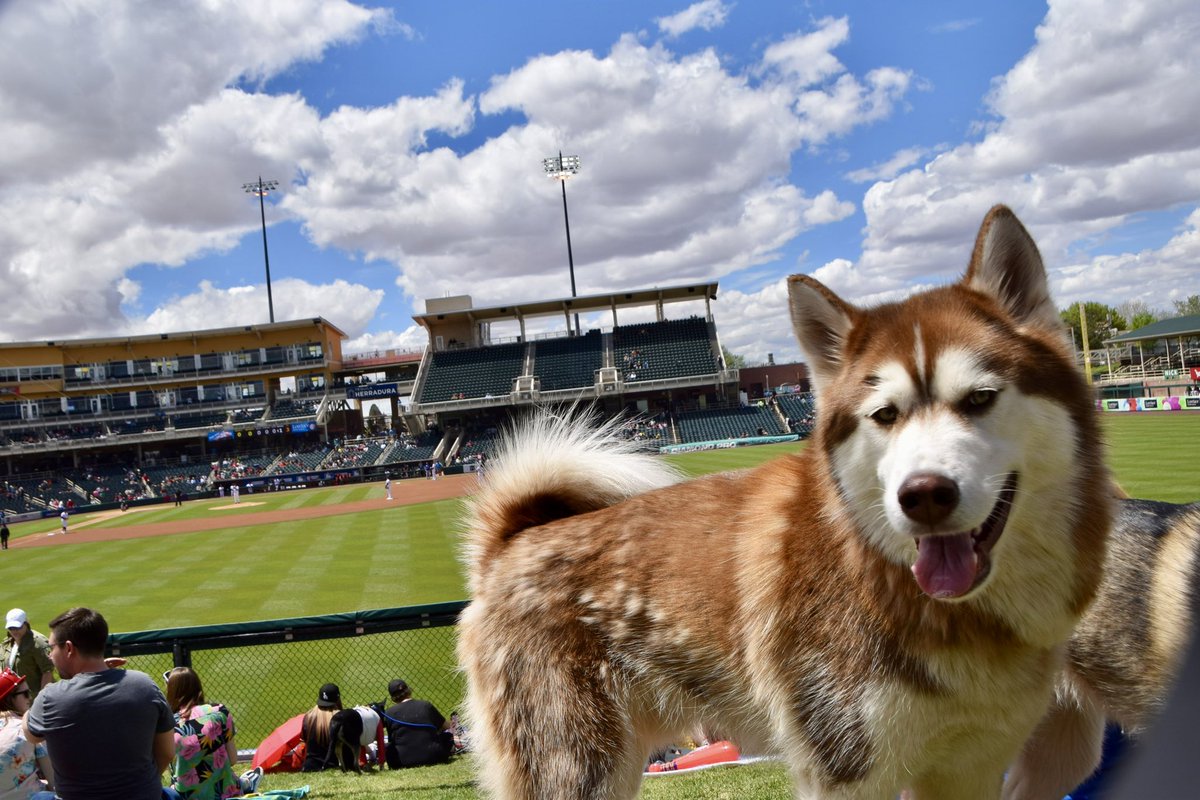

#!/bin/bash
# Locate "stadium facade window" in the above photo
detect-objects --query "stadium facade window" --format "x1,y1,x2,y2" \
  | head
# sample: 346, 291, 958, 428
5, 365, 64, 382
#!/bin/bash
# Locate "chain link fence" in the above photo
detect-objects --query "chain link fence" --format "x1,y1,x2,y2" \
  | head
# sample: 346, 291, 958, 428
106, 602, 466, 753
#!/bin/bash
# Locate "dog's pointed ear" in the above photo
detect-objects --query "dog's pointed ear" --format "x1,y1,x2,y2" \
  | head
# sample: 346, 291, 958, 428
964, 205, 1059, 330
788, 274, 857, 393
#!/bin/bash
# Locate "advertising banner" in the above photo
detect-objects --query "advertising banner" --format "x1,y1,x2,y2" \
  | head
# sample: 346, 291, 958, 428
1103, 396, 1191, 412
347, 382, 399, 400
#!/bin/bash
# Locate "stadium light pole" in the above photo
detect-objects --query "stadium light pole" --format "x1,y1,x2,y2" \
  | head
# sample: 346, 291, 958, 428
543, 152, 581, 335
242, 176, 280, 324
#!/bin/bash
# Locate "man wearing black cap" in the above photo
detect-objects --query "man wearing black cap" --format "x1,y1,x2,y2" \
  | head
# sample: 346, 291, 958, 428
382, 678, 454, 769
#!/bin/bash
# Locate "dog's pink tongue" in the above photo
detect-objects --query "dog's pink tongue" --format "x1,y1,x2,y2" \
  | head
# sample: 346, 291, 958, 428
912, 533, 977, 599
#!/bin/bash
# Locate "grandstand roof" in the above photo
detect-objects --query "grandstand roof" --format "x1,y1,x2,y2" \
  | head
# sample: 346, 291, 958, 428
0, 317, 348, 350
412, 283, 719, 326
1104, 313, 1200, 345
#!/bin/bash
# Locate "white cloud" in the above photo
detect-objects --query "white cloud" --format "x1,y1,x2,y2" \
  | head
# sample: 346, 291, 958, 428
0, 5, 904, 352
292, 26, 886, 310
0, 0, 383, 183
0, 2, 382, 342
845, 146, 930, 183
136, 278, 384, 338
930, 19, 980, 34
656, 0, 733, 38
712, 278, 795, 364
1054, 208, 1200, 311
343, 326, 429, 357
843, 0, 1200, 311
759, 17, 850, 88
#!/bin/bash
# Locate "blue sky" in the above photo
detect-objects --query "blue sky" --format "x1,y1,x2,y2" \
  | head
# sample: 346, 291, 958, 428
1, 0, 1197, 364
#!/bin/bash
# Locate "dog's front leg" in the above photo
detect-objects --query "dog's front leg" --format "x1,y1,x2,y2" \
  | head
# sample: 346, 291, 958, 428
1001, 695, 1105, 800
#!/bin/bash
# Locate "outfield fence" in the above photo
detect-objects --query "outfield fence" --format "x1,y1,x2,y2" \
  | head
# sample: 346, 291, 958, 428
106, 601, 467, 755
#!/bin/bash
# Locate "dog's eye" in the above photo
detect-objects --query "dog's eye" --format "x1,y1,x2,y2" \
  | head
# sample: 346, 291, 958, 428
869, 405, 899, 425
964, 388, 999, 413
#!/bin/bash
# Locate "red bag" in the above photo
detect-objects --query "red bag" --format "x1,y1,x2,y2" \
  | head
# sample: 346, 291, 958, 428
268, 741, 306, 773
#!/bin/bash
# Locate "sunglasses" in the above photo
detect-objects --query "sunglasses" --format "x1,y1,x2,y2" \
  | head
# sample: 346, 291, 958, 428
11, 689, 30, 699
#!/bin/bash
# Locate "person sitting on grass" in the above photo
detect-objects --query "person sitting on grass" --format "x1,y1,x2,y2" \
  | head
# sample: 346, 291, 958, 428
0, 668, 56, 800
23, 607, 174, 800
164, 667, 262, 799
381, 679, 454, 769
299, 683, 341, 772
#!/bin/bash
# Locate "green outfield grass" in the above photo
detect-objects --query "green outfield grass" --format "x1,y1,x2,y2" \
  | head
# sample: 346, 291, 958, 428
1102, 412, 1200, 503
4, 484, 467, 631
1, 411, 1196, 798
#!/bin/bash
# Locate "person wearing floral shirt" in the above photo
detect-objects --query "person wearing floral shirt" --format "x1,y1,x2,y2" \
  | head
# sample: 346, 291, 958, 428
165, 668, 243, 800
0, 668, 55, 800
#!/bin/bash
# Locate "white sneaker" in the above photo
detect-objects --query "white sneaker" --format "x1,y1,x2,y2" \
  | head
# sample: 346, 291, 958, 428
240, 766, 264, 793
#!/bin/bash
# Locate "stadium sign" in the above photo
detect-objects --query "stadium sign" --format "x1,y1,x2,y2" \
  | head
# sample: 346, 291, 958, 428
347, 382, 399, 400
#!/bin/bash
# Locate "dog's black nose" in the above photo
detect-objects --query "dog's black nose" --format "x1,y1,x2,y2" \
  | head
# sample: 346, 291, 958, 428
898, 473, 960, 525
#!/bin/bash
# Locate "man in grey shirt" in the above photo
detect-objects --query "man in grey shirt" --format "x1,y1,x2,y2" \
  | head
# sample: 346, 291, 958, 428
24, 607, 174, 800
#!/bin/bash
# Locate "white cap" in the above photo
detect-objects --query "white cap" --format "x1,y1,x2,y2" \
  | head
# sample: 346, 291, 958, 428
5, 609, 27, 629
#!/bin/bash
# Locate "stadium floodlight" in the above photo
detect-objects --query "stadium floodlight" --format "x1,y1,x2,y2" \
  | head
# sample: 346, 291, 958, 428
242, 177, 281, 324
543, 153, 581, 335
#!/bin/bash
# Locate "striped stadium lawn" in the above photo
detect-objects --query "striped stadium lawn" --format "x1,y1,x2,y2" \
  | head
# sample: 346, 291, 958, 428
3, 412, 1196, 633
4, 484, 466, 631
1101, 412, 1200, 503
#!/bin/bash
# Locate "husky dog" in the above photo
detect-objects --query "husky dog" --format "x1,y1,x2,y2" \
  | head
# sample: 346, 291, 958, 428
458, 205, 1111, 799
1004, 497, 1200, 799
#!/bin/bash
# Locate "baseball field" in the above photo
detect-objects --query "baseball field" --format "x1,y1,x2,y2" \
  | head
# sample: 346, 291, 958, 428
0, 411, 1195, 799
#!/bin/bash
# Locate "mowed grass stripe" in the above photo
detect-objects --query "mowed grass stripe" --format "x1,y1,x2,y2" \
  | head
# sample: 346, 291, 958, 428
0, 498, 466, 632
1103, 413, 1199, 503
2, 414, 1195, 632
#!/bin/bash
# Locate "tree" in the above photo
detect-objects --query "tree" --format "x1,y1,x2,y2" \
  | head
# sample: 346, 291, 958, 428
1172, 295, 1200, 316
721, 346, 747, 369
1116, 300, 1159, 332
1060, 302, 1126, 350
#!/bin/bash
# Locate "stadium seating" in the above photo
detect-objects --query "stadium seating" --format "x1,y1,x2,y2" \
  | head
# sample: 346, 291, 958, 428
63, 465, 149, 504
231, 407, 266, 424
380, 429, 443, 463
270, 446, 332, 474
775, 393, 817, 437
612, 317, 717, 383
270, 398, 318, 419
456, 433, 497, 459
172, 411, 229, 430
45, 423, 105, 441
140, 463, 213, 496
211, 454, 276, 481
418, 342, 526, 403
322, 439, 388, 468
112, 417, 166, 436
532, 331, 603, 391
675, 405, 785, 443
1, 477, 53, 514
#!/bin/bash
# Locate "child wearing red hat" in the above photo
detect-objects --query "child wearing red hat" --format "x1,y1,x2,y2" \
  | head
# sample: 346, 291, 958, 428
0, 668, 56, 799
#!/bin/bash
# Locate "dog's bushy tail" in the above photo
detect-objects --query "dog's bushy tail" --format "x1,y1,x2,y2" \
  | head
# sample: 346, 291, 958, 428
463, 406, 680, 588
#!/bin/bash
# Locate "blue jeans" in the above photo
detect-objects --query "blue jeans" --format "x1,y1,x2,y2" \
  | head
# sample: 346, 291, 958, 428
29, 793, 57, 800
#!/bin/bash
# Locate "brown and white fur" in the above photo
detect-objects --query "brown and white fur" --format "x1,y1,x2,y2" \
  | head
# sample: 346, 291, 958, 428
457, 205, 1111, 799
1004, 497, 1200, 799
